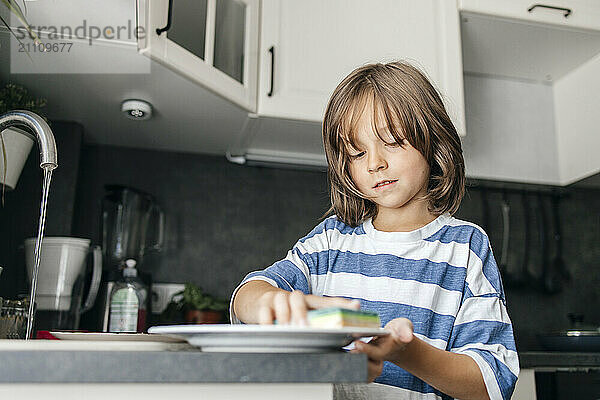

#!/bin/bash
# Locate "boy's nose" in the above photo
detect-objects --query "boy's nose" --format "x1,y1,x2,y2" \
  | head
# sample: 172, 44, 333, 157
368, 152, 387, 172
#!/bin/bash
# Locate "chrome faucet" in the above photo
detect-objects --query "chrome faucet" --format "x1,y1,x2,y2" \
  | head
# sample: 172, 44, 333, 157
0, 110, 58, 171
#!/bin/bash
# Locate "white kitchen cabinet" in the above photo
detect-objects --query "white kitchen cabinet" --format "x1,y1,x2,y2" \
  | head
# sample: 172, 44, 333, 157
459, 5, 600, 185
137, 0, 260, 111
256, 0, 465, 134
460, 0, 600, 31
228, 0, 466, 168
133, 1, 465, 168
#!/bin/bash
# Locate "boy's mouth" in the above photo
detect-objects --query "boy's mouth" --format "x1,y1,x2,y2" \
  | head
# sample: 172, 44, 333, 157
373, 179, 397, 189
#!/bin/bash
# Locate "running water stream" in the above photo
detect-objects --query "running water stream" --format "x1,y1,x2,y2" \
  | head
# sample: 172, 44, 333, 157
0, 110, 57, 340
25, 167, 53, 340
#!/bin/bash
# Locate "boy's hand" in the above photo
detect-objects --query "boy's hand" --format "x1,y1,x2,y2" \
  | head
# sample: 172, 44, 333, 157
351, 318, 414, 382
256, 289, 360, 325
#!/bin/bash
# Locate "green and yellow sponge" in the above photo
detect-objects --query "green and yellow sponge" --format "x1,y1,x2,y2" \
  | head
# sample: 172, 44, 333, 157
307, 307, 381, 328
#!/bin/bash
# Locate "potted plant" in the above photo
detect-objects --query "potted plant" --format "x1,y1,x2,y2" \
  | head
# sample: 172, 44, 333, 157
159, 283, 228, 325
0, 82, 47, 192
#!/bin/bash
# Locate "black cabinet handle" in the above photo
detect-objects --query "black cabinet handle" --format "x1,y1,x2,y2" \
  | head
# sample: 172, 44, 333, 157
268, 46, 275, 97
156, 0, 174, 35
527, 4, 572, 18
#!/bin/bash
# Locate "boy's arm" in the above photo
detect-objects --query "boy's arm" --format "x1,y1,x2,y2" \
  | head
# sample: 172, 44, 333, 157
353, 318, 490, 400
399, 337, 489, 400
233, 280, 284, 324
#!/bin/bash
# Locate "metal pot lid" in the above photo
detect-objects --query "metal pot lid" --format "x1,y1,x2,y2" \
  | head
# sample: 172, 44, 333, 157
546, 313, 600, 337
545, 329, 600, 337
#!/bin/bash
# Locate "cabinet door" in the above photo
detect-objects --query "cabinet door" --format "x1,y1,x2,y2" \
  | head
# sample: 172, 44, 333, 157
257, 0, 465, 136
138, 0, 259, 111
554, 51, 600, 184
460, 0, 600, 31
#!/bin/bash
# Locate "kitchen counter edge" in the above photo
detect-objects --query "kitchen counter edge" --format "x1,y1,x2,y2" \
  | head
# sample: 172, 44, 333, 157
0, 346, 367, 383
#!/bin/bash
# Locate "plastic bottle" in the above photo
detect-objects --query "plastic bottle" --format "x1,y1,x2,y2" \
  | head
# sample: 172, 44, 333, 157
108, 259, 147, 333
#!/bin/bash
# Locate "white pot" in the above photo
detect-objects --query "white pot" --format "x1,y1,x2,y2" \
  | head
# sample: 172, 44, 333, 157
0, 127, 35, 190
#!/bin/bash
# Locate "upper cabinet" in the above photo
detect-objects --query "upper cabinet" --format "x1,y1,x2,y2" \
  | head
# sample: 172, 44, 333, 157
255, 0, 465, 135
458, 0, 600, 185
137, 0, 260, 110
137, 0, 464, 130
136, 0, 464, 170
227, 0, 465, 168
22, 1, 597, 185
460, 0, 600, 31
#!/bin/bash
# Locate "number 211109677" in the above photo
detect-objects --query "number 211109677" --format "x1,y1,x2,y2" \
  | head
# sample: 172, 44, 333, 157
18, 42, 73, 53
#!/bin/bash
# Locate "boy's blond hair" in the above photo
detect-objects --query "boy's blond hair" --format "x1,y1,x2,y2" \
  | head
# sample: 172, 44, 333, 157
321, 61, 465, 227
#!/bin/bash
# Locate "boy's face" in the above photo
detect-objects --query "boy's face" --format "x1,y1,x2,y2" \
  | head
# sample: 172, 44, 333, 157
346, 100, 431, 219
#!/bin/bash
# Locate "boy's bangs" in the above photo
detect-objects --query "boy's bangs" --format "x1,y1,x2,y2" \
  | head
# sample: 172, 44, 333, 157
338, 89, 408, 155
338, 90, 370, 153
371, 92, 409, 145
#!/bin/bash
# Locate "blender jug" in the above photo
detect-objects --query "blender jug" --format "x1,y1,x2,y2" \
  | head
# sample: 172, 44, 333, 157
98, 185, 163, 331
101, 185, 164, 268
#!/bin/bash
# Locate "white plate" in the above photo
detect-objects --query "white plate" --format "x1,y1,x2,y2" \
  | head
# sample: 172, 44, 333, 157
50, 332, 186, 343
148, 324, 388, 353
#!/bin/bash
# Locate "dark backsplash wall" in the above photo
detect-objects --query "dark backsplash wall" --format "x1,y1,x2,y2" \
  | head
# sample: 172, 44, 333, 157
454, 186, 600, 350
71, 145, 332, 301
0, 122, 83, 301
2, 141, 599, 350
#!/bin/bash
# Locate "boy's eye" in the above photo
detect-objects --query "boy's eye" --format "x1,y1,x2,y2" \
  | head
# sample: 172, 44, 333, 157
350, 151, 365, 160
385, 138, 405, 148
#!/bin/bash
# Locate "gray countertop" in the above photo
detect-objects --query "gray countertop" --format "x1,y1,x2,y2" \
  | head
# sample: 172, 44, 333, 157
0, 346, 367, 383
2, 341, 598, 383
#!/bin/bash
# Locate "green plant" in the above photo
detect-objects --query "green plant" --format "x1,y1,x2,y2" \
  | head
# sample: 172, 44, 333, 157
177, 283, 228, 312
0, 82, 47, 115
0, 82, 47, 203
158, 283, 228, 324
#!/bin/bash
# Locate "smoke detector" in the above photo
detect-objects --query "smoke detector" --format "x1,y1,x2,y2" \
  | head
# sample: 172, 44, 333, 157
121, 99, 153, 120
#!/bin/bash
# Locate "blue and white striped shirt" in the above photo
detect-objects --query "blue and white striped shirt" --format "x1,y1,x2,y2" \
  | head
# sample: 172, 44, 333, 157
231, 214, 519, 400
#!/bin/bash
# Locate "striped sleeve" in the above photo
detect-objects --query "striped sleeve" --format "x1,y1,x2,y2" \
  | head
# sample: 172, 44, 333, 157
449, 229, 519, 400
229, 221, 329, 324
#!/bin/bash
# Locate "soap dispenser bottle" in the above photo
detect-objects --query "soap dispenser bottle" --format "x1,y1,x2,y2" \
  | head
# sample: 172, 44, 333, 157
108, 259, 147, 333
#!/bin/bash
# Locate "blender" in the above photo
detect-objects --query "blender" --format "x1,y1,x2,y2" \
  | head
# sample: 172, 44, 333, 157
97, 185, 164, 332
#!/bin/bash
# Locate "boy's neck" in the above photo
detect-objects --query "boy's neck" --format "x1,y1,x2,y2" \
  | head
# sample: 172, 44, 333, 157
373, 204, 438, 233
